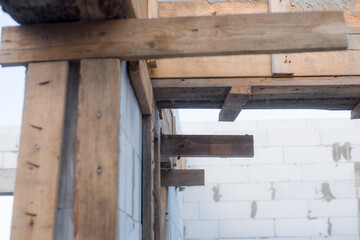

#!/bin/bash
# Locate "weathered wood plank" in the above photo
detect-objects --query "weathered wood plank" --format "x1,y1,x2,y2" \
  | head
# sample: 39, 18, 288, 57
153, 0, 358, 79
0, 12, 347, 66
75, 59, 120, 240
142, 115, 155, 240
152, 76, 360, 88
154, 85, 360, 109
11, 61, 69, 240
157, 98, 360, 110
269, 0, 294, 76
161, 170, 205, 187
351, 102, 360, 119
161, 134, 254, 157
219, 86, 251, 122
129, 61, 155, 115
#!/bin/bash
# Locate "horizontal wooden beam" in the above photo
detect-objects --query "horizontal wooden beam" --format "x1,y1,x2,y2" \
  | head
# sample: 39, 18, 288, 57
0, 11, 347, 66
219, 86, 251, 122
160, 134, 254, 157
161, 170, 205, 186
152, 76, 360, 88
351, 102, 360, 119
152, 0, 358, 79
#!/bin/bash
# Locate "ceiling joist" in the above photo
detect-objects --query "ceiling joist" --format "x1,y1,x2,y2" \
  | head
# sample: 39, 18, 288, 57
219, 86, 251, 122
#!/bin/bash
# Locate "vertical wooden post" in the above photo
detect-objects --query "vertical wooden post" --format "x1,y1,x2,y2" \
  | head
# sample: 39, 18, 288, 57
11, 61, 69, 240
74, 59, 121, 240
142, 115, 155, 240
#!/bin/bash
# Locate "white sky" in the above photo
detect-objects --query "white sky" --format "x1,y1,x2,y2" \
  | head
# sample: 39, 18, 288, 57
0, 5, 353, 240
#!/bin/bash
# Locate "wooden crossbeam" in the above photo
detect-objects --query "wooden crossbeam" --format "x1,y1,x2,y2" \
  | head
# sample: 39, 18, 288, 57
219, 86, 251, 122
152, 76, 360, 88
351, 103, 360, 119
161, 134, 254, 157
161, 170, 205, 186
0, 12, 347, 66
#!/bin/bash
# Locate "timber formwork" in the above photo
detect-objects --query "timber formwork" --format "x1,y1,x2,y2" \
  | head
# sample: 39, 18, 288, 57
0, 0, 358, 240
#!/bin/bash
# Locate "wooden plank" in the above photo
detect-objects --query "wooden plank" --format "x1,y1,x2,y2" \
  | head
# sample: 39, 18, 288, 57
161, 170, 205, 187
152, 0, 359, 79
129, 61, 155, 115
152, 55, 271, 79
219, 86, 251, 122
11, 61, 69, 240
161, 134, 254, 157
142, 115, 155, 240
152, 76, 360, 88
269, 0, 294, 76
351, 102, 360, 119
0, 12, 348, 66
75, 59, 120, 240
154, 85, 360, 109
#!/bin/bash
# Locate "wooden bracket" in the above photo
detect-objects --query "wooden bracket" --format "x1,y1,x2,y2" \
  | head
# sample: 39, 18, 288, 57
219, 86, 251, 122
161, 134, 254, 157
351, 102, 360, 119
161, 169, 205, 186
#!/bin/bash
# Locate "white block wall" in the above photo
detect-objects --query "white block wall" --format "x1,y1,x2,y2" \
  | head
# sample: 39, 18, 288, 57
182, 118, 360, 240
118, 61, 142, 240
0, 126, 18, 193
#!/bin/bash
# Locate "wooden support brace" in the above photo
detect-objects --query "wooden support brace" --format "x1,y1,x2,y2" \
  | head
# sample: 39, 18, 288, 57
351, 102, 360, 119
142, 115, 155, 240
11, 61, 69, 240
161, 170, 205, 187
269, 0, 294, 76
219, 86, 251, 122
161, 134, 254, 157
75, 59, 121, 240
128, 60, 156, 115
0, 11, 347, 66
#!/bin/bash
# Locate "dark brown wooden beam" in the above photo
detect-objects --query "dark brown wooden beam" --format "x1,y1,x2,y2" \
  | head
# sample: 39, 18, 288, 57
161, 134, 254, 157
161, 170, 205, 187
219, 86, 251, 122
0, 12, 347, 66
